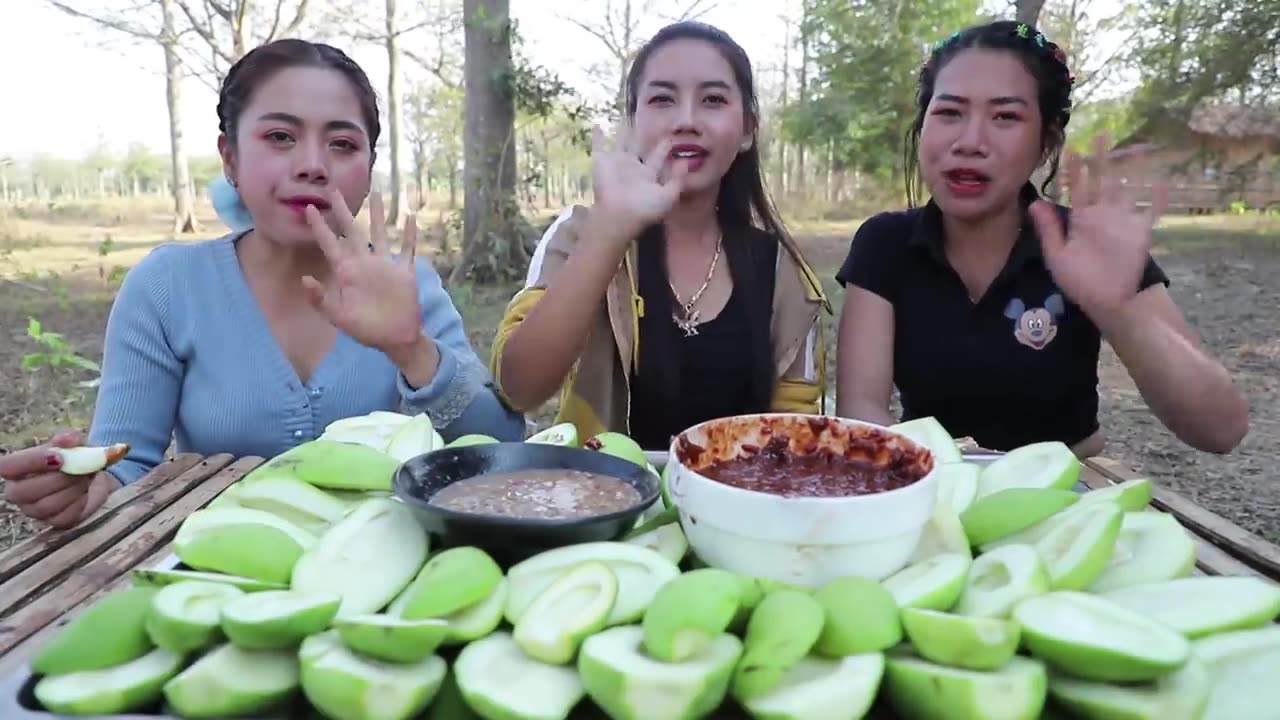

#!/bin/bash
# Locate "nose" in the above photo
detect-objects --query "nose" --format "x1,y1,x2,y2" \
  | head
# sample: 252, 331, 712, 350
671, 96, 700, 135
292, 140, 329, 184
952, 114, 989, 156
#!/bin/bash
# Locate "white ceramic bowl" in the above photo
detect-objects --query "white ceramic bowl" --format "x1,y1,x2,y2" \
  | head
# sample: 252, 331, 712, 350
666, 413, 940, 588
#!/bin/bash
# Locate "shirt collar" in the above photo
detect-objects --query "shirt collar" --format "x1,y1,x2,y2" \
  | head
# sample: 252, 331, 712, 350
908, 182, 1046, 271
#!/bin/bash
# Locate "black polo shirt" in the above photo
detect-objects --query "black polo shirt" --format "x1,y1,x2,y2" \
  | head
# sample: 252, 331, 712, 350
835, 183, 1169, 452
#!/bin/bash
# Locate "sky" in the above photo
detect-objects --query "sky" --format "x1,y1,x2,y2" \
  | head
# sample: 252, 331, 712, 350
0, 0, 1127, 166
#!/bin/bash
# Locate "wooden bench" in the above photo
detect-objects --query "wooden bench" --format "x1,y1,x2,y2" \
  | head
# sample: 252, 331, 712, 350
0, 453, 1275, 679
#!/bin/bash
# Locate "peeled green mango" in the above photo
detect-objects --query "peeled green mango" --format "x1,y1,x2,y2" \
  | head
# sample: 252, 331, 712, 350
220, 590, 342, 649
334, 614, 450, 663
456, 631, 585, 720
959, 488, 1079, 547
232, 474, 350, 534
584, 432, 647, 468
889, 416, 962, 464
145, 580, 245, 652
299, 630, 446, 720
641, 568, 740, 662
34, 647, 185, 716
1014, 591, 1190, 683
883, 654, 1048, 720
173, 507, 318, 584
740, 653, 885, 720
900, 608, 1021, 671
812, 575, 902, 656
256, 439, 401, 491
505, 542, 681, 627
290, 497, 428, 618
1049, 655, 1211, 720
32, 587, 158, 676
392, 546, 502, 620
514, 560, 618, 665
732, 589, 826, 702
578, 625, 740, 720
162, 643, 300, 718
882, 553, 971, 612
438, 578, 509, 645
130, 568, 286, 593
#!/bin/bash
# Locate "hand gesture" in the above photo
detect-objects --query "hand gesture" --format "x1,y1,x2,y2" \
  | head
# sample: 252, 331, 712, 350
1030, 133, 1169, 318
0, 430, 122, 529
589, 123, 689, 236
302, 191, 424, 355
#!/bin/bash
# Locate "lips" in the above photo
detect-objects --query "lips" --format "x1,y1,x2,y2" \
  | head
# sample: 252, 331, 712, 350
943, 168, 991, 198
670, 144, 709, 172
281, 195, 331, 218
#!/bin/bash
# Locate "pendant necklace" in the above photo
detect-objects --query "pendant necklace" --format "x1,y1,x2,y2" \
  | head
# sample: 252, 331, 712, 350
669, 233, 723, 337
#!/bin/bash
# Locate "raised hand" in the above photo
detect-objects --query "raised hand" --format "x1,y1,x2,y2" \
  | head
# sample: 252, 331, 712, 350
0, 430, 121, 529
1029, 133, 1169, 318
301, 190, 424, 356
589, 122, 690, 237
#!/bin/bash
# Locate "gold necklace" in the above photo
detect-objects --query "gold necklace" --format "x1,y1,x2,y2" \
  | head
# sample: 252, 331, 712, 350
669, 233, 723, 337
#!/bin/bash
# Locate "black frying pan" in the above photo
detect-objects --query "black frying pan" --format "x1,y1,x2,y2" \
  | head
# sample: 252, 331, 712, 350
393, 442, 661, 566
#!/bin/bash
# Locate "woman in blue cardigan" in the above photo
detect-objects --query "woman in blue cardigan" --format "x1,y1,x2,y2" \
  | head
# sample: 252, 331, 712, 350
0, 39, 525, 528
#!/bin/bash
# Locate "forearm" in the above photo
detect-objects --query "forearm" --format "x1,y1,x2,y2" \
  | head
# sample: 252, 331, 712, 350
500, 216, 636, 410
397, 343, 525, 441
1094, 301, 1248, 453
837, 396, 898, 427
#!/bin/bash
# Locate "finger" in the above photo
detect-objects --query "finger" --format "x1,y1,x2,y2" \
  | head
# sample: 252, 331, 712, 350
46, 493, 89, 530
660, 160, 690, 199
643, 139, 673, 174
398, 213, 418, 268
0, 445, 64, 481
327, 189, 362, 248
612, 119, 630, 153
4, 470, 75, 506
305, 205, 350, 261
48, 429, 86, 449
79, 474, 120, 523
590, 125, 607, 156
1149, 182, 1170, 224
368, 191, 388, 255
1087, 133, 1109, 205
22, 481, 84, 521
300, 275, 335, 315
1064, 150, 1083, 208
1029, 200, 1068, 259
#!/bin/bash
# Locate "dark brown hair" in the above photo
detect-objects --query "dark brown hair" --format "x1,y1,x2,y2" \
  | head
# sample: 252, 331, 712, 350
625, 21, 781, 430
217, 38, 381, 161
904, 20, 1075, 206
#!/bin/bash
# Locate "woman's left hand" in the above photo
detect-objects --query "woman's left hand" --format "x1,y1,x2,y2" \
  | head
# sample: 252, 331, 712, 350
301, 190, 423, 355
1029, 133, 1169, 318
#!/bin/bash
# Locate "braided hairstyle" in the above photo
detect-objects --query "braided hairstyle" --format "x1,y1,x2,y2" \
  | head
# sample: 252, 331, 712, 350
216, 38, 381, 165
904, 20, 1076, 207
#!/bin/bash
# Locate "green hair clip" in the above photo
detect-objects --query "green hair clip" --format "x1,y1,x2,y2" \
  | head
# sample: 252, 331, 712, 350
1016, 23, 1030, 38
933, 31, 961, 51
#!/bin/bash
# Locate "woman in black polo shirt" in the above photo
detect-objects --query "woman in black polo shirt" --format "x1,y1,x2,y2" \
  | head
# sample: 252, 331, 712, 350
834, 20, 1248, 457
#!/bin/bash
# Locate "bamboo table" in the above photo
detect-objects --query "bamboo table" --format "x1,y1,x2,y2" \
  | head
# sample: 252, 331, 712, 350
0, 452, 1275, 680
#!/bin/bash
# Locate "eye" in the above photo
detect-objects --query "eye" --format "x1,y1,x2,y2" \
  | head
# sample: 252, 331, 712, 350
703, 94, 728, 105
331, 138, 359, 151
994, 111, 1023, 122
265, 130, 294, 144
647, 94, 673, 106
930, 107, 961, 118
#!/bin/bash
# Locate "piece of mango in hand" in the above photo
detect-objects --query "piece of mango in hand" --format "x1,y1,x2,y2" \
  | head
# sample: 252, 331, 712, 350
53, 443, 130, 476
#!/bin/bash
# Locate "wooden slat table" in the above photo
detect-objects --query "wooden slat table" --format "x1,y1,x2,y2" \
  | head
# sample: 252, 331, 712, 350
0, 452, 1274, 682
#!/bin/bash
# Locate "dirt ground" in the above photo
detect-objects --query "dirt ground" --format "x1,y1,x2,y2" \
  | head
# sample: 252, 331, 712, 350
2, 206, 1279, 546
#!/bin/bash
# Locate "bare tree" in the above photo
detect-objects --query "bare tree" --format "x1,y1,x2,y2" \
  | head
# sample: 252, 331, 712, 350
49, 0, 200, 234
457, 0, 527, 283
172, 0, 310, 87
1016, 0, 1047, 25
561, 0, 718, 115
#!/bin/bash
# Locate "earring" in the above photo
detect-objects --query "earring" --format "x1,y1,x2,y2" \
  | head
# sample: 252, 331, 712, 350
227, 177, 238, 189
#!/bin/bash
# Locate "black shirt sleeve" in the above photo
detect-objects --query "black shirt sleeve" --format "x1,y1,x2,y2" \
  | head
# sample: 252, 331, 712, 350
834, 212, 911, 305
1140, 255, 1170, 291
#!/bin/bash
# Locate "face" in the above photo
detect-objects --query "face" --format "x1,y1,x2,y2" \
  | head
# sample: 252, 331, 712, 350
631, 38, 754, 196
918, 48, 1046, 222
218, 66, 373, 246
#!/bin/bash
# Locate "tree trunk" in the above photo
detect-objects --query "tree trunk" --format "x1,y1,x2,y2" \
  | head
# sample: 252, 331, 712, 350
455, 0, 527, 284
1016, 0, 1047, 25
161, 0, 198, 235
796, 0, 811, 199
385, 0, 406, 226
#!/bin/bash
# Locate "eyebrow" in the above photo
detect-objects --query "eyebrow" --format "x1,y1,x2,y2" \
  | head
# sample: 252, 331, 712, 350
935, 93, 1029, 107
256, 111, 366, 135
646, 79, 734, 92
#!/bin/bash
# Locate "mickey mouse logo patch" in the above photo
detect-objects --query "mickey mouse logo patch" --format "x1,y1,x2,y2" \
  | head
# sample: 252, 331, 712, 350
1004, 293, 1064, 350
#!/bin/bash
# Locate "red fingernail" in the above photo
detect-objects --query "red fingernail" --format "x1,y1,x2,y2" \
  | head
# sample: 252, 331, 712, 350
46, 453, 62, 468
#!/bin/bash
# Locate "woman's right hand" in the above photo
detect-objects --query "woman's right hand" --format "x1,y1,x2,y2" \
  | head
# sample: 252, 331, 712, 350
0, 430, 120, 529
589, 123, 689, 239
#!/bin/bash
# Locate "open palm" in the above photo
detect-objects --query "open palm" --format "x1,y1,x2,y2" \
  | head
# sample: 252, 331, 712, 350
1030, 134, 1169, 318
590, 124, 689, 234
301, 190, 423, 353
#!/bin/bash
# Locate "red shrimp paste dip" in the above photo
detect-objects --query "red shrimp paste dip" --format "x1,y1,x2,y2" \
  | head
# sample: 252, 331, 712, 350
674, 415, 935, 498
